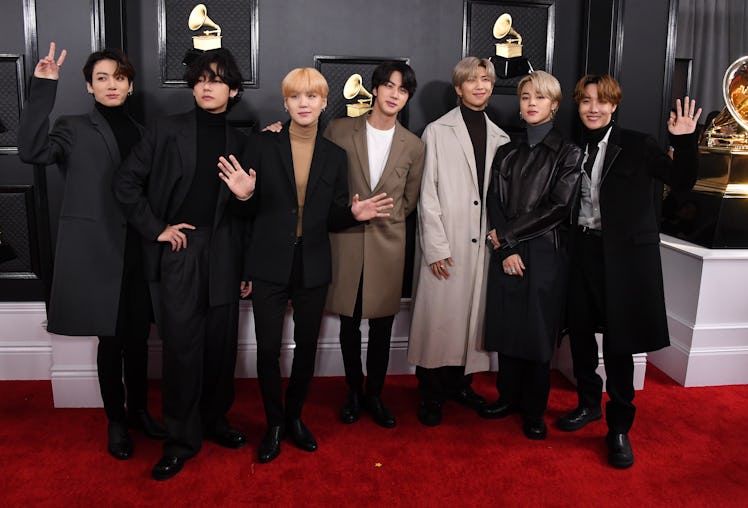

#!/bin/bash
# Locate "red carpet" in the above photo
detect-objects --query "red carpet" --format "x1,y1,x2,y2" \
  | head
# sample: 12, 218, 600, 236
1, 368, 747, 507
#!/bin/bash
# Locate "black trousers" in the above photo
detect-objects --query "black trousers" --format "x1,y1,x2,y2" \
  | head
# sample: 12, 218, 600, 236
567, 231, 636, 433
496, 354, 550, 423
416, 366, 473, 403
253, 241, 327, 427
97, 237, 151, 424
339, 273, 395, 397
159, 230, 239, 458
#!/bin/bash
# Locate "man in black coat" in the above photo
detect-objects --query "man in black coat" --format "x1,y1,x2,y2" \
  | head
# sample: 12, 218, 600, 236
113, 49, 253, 480
556, 74, 701, 469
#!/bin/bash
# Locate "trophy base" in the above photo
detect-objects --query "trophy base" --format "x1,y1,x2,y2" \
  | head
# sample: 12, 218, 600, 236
193, 35, 222, 51
346, 104, 372, 118
490, 56, 532, 79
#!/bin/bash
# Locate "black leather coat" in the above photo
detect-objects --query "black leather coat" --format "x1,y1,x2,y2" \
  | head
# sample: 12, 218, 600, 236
484, 127, 583, 361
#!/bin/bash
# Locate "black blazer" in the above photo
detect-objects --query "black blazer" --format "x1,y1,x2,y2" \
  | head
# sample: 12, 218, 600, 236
244, 126, 357, 288
112, 109, 248, 307
18, 78, 143, 336
569, 125, 698, 355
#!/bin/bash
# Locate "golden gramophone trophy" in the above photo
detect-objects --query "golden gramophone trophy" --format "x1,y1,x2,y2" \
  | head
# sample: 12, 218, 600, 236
490, 13, 532, 79
189, 3, 222, 50
343, 74, 373, 117
673, 56, 748, 247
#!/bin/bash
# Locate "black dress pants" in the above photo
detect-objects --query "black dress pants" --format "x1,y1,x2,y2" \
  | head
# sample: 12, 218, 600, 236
159, 230, 239, 458
97, 228, 152, 424
416, 366, 473, 403
567, 231, 636, 433
253, 241, 327, 427
496, 354, 550, 423
339, 273, 395, 397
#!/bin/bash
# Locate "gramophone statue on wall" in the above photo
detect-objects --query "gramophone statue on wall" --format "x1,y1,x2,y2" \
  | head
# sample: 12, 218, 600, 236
343, 74, 373, 117
189, 3, 222, 51
673, 56, 748, 248
490, 14, 533, 79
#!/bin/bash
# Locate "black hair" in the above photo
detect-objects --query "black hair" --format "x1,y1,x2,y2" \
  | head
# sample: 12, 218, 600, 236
371, 61, 417, 99
183, 48, 244, 101
82, 49, 135, 84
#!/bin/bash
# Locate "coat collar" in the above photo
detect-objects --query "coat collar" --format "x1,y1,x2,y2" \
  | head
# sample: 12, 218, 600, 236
350, 114, 408, 194
438, 106, 510, 197
276, 121, 329, 200
601, 124, 622, 182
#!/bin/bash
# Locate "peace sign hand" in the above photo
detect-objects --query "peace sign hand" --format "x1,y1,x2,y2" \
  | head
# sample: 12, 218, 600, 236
34, 42, 67, 81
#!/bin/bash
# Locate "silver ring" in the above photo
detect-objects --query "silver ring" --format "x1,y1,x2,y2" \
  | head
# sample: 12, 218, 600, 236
689, 115, 694, 119
509, 268, 516, 274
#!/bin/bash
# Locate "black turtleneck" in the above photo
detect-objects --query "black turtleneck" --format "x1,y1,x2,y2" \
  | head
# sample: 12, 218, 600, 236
526, 121, 554, 148
95, 101, 139, 161
173, 107, 227, 227
582, 122, 613, 148
460, 104, 488, 197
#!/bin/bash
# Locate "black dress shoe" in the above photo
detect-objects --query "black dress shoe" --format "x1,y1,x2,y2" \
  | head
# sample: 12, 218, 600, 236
556, 406, 603, 431
364, 395, 397, 428
107, 422, 133, 460
417, 400, 442, 427
210, 427, 248, 449
287, 419, 317, 452
151, 455, 185, 481
340, 391, 363, 424
128, 409, 168, 440
606, 432, 634, 469
258, 426, 283, 463
478, 400, 516, 419
451, 387, 486, 410
522, 419, 548, 440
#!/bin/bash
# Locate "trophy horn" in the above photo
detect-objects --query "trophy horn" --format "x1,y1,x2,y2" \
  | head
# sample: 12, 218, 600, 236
189, 4, 220, 34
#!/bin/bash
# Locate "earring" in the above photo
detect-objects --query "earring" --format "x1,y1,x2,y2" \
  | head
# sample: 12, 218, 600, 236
519, 111, 523, 119
551, 108, 557, 118
321, 107, 326, 113
128, 91, 133, 96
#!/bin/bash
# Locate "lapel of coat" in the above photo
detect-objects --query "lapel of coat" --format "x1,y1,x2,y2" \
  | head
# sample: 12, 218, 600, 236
448, 108, 480, 195
277, 127, 297, 193
88, 108, 121, 165
372, 120, 407, 195
212, 124, 242, 229
171, 111, 198, 214
484, 117, 510, 200
304, 131, 328, 200
352, 116, 372, 191
600, 125, 622, 183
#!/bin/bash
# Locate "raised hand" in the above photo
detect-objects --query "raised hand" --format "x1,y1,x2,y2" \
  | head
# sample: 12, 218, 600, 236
218, 155, 256, 200
351, 192, 394, 221
261, 121, 283, 133
668, 96, 702, 135
34, 42, 67, 80
157, 223, 196, 251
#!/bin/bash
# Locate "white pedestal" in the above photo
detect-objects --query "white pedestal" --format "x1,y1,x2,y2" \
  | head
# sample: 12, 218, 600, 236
649, 235, 748, 386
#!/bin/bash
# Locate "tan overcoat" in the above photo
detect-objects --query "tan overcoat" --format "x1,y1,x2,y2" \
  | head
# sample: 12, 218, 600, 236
407, 107, 510, 374
324, 116, 426, 318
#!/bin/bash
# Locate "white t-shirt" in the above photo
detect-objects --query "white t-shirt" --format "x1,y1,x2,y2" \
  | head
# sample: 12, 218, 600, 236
366, 121, 396, 191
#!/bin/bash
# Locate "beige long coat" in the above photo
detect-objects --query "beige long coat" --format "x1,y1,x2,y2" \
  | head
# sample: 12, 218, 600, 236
324, 116, 426, 318
407, 107, 510, 374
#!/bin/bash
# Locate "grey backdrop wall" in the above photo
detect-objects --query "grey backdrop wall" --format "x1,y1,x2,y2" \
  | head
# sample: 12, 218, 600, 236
0, 0, 679, 301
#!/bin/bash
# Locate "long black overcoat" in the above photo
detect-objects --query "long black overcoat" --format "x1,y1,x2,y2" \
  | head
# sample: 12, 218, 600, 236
568, 125, 698, 355
18, 78, 142, 336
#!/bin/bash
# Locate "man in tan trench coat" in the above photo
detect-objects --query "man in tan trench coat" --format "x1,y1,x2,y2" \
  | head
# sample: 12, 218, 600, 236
325, 62, 425, 428
408, 57, 510, 426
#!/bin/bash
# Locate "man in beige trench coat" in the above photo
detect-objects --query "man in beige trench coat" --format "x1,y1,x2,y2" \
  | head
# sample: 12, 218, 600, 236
325, 62, 425, 428
408, 57, 510, 426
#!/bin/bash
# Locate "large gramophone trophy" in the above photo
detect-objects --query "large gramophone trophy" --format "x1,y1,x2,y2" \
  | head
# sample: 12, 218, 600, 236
189, 3, 222, 50
674, 56, 748, 247
490, 14, 532, 79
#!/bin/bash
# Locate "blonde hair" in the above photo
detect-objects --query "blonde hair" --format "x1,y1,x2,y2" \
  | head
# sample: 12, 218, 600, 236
451, 57, 496, 88
517, 71, 562, 104
281, 67, 329, 99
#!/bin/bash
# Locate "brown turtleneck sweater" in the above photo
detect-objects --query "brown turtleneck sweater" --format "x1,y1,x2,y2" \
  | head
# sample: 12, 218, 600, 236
289, 120, 317, 236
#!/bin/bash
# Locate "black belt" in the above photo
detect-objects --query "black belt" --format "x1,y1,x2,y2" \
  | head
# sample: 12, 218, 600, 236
578, 225, 602, 238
